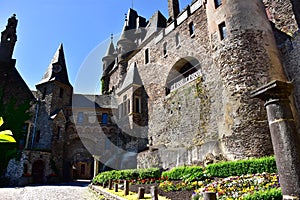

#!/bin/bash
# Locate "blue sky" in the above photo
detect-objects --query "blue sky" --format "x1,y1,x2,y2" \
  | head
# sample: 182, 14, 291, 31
0, 0, 191, 94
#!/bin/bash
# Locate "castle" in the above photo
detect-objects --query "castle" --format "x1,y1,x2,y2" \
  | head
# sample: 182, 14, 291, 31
1, 0, 300, 185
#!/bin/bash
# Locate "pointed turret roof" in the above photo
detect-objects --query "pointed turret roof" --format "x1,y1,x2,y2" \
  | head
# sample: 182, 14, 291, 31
37, 43, 72, 86
117, 62, 143, 95
103, 34, 115, 59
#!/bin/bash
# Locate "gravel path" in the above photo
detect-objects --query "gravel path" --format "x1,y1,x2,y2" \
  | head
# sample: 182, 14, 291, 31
0, 181, 100, 200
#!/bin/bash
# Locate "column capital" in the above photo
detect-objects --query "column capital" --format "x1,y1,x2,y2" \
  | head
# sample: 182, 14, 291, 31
250, 80, 293, 101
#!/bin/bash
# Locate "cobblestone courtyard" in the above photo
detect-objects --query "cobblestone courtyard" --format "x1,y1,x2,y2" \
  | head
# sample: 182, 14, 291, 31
0, 181, 99, 200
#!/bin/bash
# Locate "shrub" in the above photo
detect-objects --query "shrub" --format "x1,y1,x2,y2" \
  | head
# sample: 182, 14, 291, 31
92, 168, 161, 184
243, 188, 282, 200
206, 156, 277, 178
162, 166, 204, 181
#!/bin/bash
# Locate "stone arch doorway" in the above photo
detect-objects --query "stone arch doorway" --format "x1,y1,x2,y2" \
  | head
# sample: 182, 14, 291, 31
165, 57, 201, 95
70, 152, 93, 180
32, 160, 45, 183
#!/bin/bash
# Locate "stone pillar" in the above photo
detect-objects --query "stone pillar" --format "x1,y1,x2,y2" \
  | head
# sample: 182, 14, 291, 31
150, 186, 158, 200
124, 180, 129, 196
138, 187, 145, 199
93, 156, 99, 178
202, 192, 217, 200
251, 80, 300, 199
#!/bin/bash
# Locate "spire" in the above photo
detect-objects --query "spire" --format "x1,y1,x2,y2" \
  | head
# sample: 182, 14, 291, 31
104, 34, 115, 57
0, 14, 18, 62
37, 43, 71, 86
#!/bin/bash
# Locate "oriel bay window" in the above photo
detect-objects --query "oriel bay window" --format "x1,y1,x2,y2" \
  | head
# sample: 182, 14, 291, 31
134, 96, 141, 113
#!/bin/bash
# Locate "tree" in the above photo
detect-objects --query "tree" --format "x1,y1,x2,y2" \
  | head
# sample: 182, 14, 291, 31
0, 89, 32, 175
0, 117, 16, 143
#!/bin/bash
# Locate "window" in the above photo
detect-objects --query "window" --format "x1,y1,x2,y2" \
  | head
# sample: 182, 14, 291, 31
59, 88, 64, 98
57, 126, 61, 139
189, 22, 195, 37
145, 48, 149, 64
219, 22, 227, 40
23, 164, 28, 174
77, 112, 84, 123
35, 130, 41, 143
127, 100, 131, 114
214, 0, 222, 8
42, 87, 47, 99
80, 164, 85, 175
163, 42, 167, 56
102, 113, 108, 124
105, 138, 111, 150
175, 33, 180, 47
134, 97, 141, 113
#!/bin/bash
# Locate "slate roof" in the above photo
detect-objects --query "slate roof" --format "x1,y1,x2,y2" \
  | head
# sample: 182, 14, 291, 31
117, 62, 143, 95
37, 43, 72, 86
72, 94, 117, 109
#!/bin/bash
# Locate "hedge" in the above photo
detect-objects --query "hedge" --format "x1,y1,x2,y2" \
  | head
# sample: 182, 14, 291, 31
243, 188, 282, 200
206, 156, 277, 178
92, 168, 160, 184
161, 166, 204, 181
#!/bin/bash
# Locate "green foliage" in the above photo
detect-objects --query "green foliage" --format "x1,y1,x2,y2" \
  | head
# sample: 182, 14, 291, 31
0, 88, 31, 174
0, 117, 16, 143
206, 156, 277, 178
162, 166, 204, 181
92, 168, 161, 184
243, 188, 282, 200
101, 78, 105, 94
0, 90, 31, 144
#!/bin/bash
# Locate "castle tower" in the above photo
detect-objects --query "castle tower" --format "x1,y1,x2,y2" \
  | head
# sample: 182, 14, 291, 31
117, 9, 138, 77
101, 35, 115, 94
206, 0, 287, 159
168, 0, 180, 21
31, 44, 72, 150
0, 14, 17, 62
36, 43, 73, 114
102, 35, 115, 73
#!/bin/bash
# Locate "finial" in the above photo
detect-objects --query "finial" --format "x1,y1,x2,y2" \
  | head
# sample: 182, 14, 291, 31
110, 33, 113, 42
125, 13, 128, 26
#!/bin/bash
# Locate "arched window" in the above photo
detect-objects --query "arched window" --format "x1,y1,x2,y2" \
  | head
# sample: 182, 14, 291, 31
175, 33, 180, 47
163, 42, 168, 56
166, 57, 201, 95
189, 22, 195, 36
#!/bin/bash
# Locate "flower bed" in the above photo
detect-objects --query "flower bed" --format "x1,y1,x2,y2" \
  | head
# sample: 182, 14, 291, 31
194, 173, 280, 199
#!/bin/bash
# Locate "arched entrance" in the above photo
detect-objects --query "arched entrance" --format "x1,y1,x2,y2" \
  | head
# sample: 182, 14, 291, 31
166, 57, 201, 95
32, 160, 45, 183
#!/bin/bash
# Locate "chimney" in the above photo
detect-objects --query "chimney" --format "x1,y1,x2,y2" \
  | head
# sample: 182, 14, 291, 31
168, 0, 180, 21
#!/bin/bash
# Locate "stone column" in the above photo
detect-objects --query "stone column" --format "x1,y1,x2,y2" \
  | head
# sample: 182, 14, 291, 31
251, 80, 300, 199
93, 156, 99, 178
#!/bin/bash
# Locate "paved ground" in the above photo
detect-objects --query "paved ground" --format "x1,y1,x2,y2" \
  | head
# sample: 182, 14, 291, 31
0, 180, 101, 200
